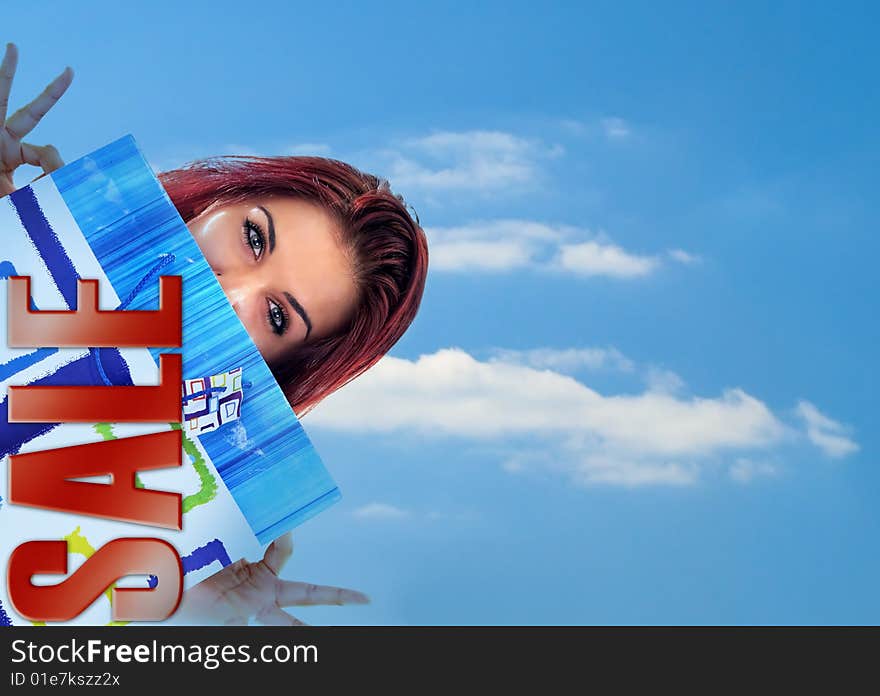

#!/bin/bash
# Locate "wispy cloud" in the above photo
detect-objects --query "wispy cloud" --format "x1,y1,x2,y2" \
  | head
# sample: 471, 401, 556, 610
377, 130, 561, 195
351, 504, 474, 523
286, 142, 333, 155
426, 220, 698, 277
729, 458, 779, 483
796, 401, 859, 458
560, 116, 634, 141
490, 347, 635, 374
352, 502, 410, 520
601, 117, 631, 140
148, 141, 333, 173
644, 367, 687, 395
668, 249, 702, 265
491, 347, 687, 398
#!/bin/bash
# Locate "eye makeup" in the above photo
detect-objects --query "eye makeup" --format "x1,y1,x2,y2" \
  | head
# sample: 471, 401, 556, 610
243, 217, 266, 259
266, 297, 289, 335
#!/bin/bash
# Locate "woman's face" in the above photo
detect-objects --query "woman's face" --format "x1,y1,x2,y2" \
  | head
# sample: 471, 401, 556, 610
187, 196, 359, 368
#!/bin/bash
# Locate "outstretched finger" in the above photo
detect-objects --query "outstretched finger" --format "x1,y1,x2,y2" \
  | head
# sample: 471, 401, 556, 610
262, 532, 294, 576
5, 66, 73, 140
278, 581, 370, 607
0, 44, 18, 125
256, 607, 308, 626
20, 142, 63, 176
0, 43, 18, 125
191, 557, 253, 597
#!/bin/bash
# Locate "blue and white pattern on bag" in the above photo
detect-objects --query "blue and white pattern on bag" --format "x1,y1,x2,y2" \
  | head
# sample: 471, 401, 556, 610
0, 135, 340, 548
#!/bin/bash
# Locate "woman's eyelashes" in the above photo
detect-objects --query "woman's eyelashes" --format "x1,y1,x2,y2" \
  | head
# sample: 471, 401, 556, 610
266, 297, 289, 336
243, 217, 266, 259
242, 216, 288, 338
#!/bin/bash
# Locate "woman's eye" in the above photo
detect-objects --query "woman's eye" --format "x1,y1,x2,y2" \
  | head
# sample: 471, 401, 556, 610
244, 219, 265, 259
266, 298, 288, 336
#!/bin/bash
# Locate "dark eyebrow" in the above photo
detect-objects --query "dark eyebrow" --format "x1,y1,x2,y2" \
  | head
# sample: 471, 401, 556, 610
258, 204, 310, 339
284, 291, 313, 339
257, 205, 276, 253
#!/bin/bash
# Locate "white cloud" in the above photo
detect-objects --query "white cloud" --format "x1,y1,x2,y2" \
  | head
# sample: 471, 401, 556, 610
425, 219, 563, 272
559, 118, 589, 135
501, 454, 530, 473
351, 503, 473, 523
796, 401, 859, 458
494, 348, 687, 396
729, 458, 779, 483
601, 117, 631, 139
310, 348, 793, 487
490, 347, 635, 374
426, 219, 696, 277
287, 142, 332, 155
147, 141, 332, 173
645, 368, 686, 394
561, 117, 633, 141
380, 130, 560, 194
556, 240, 659, 277
312, 348, 785, 453
352, 502, 410, 520
575, 456, 697, 486
430, 240, 535, 272
668, 249, 702, 265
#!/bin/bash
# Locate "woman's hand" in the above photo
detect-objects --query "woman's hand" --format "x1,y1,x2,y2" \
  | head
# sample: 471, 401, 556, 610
0, 42, 72, 197
173, 533, 369, 625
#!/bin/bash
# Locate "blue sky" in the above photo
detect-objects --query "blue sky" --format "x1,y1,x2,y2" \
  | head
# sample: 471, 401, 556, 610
6, 1, 878, 624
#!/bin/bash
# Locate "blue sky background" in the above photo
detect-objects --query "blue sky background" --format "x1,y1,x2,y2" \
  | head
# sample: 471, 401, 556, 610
5, 1, 878, 624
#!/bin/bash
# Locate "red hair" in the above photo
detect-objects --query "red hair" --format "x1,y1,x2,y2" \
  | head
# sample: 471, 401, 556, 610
158, 155, 428, 416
